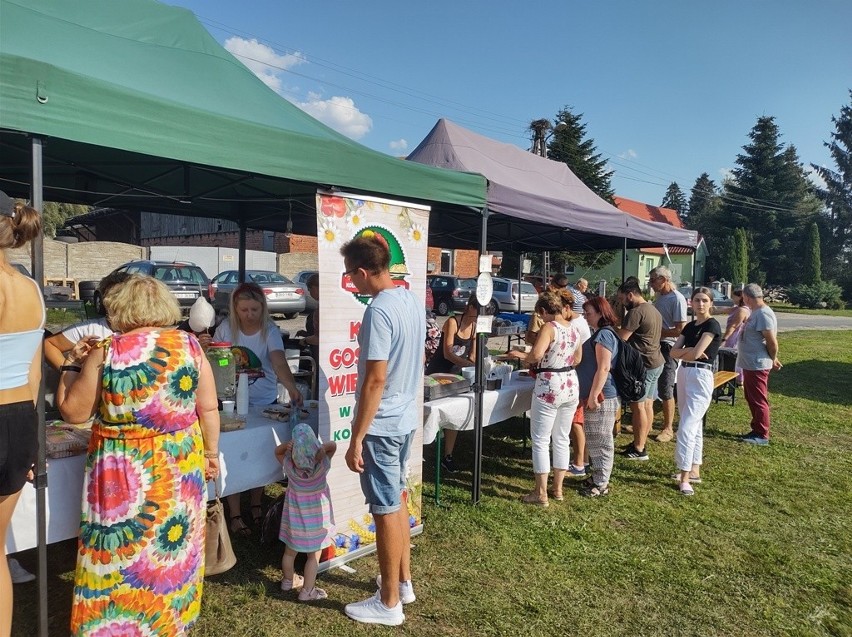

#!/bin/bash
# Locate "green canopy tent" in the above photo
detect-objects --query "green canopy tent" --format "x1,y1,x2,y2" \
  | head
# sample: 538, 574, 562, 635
1, 2, 486, 634
0, 0, 487, 225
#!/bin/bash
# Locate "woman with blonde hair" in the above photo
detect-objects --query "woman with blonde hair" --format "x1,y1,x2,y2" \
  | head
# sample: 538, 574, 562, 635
0, 192, 43, 637
213, 282, 302, 535
57, 274, 221, 636
509, 293, 582, 506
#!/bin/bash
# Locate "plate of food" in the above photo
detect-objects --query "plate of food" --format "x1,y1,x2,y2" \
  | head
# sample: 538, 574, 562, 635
261, 405, 310, 422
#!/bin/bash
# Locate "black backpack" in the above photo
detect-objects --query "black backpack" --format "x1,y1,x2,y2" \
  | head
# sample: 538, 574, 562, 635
602, 327, 647, 403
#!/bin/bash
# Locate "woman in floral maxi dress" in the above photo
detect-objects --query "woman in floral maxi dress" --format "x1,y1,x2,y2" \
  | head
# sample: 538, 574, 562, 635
58, 274, 220, 636
509, 292, 582, 506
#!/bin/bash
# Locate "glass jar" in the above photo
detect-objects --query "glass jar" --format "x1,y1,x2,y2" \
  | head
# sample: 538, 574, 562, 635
206, 342, 236, 401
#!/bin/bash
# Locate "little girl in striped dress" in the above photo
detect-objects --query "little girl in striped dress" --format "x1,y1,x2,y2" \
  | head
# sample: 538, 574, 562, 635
274, 423, 336, 601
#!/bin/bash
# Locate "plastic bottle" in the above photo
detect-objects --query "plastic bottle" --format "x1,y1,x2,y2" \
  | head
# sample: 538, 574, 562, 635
206, 342, 235, 401
236, 372, 249, 416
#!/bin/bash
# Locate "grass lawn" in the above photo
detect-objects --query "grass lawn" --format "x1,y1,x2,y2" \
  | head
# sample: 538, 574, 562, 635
11, 331, 852, 637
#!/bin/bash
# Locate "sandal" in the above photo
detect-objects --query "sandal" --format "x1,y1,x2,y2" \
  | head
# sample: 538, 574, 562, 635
298, 586, 328, 601
521, 493, 549, 507
671, 472, 702, 484
679, 482, 695, 496
547, 489, 564, 501
251, 504, 264, 527
281, 574, 304, 591
230, 514, 251, 537
579, 484, 610, 498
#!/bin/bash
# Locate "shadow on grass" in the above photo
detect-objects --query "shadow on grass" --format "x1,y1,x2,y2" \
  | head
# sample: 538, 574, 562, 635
771, 360, 852, 406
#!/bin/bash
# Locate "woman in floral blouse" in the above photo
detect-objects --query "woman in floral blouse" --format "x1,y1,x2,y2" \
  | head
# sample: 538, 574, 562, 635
509, 293, 582, 506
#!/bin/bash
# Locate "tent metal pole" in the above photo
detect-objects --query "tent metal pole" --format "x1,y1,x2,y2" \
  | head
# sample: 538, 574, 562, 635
31, 135, 49, 637
472, 207, 488, 505
238, 221, 247, 282
622, 238, 627, 284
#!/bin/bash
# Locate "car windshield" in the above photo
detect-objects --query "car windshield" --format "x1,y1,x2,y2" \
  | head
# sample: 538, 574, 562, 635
459, 279, 477, 290
519, 282, 537, 295
154, 266, 206, 284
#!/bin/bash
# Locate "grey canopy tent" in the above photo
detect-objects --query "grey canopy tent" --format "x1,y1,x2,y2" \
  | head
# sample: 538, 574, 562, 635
407, 118, 699, 251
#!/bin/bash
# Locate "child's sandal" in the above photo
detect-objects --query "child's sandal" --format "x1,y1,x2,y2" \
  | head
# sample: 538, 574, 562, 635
298, 586, 328, 601
230, 515, 251, 537
280, 574, 304, 591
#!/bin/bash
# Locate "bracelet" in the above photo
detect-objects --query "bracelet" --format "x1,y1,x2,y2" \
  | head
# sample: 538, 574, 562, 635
59, 364, 82, 373
204, 451, 219, 458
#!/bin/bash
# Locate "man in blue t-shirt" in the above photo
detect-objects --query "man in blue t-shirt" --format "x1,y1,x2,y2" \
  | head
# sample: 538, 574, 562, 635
341, 236, 424, 627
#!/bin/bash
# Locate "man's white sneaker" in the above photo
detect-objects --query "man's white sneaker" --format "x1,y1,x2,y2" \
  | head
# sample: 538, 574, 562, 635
9, 558, 36, 584
376, 574, 416, 604
344, 591, 405, 626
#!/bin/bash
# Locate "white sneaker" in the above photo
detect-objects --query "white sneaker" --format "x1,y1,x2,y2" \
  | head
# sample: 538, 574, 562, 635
344, 591, 405, 626
376, 574, 416, 604
8, 559, 35, 584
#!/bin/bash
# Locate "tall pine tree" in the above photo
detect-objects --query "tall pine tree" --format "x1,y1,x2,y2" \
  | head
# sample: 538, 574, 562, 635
546, 106, 615, 202
661, 182, 688, 218
722, 116, 819, 285
686, 173, 724, 277
536, 106, 616, 270
812, 90, 852, 291
803, 222, 822, 283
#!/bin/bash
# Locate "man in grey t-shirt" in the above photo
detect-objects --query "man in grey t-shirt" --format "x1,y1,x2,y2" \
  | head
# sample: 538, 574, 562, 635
649, 266, 687, 443
736, 284, 781, 444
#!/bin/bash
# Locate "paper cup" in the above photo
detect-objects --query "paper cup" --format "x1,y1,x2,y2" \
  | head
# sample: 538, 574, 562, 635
221, 400, 235, 415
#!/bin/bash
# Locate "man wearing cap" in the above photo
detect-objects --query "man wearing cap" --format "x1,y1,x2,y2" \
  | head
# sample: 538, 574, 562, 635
736, 284, 782, 445
648, 266, 687, 443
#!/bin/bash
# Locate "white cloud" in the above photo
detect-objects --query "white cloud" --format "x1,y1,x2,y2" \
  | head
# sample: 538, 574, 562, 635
224, 37, 305, 93
618, 149, 637, 160
294, 93, 373, 140
389, 139, 408, 152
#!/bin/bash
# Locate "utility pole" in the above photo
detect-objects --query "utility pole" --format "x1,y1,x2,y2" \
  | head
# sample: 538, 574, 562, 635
530, 118, 552, 281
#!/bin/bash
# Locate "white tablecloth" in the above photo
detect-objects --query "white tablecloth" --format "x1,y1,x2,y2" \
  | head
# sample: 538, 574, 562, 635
5, 407, 309, 554
422, 375, 535, 445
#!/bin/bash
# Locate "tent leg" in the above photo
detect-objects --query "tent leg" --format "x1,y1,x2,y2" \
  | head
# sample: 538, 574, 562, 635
31, 135, 49, 637
621, 238, 627, 284
472, 208, 488, 504
238, 221, 247, 281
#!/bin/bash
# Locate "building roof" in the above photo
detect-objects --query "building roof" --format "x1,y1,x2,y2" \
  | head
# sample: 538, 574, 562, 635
613, 196, 693, 255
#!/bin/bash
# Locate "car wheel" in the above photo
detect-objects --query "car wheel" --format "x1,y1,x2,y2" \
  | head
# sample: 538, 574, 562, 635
284, 312, 299, 320
436, 300, 450, 316
487, 300, 499, 315
93, 292, 104, 315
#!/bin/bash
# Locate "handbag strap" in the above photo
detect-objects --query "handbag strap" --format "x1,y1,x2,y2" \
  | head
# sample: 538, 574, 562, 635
208, 476, 222, 501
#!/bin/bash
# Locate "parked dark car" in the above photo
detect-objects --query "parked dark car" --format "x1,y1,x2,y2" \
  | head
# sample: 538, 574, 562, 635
293, 270, 319, 313
98, 260, 210, 312
12, 263, 75, 301
210, 270, 305, 318
427, 275, 476, 316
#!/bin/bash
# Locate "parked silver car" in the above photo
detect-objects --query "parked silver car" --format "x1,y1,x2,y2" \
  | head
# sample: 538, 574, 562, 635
677, 285, 735, 314
487, 277, 539, 314
210, 270, 305, 318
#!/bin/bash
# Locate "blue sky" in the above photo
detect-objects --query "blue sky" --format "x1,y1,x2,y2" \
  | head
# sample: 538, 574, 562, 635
167, 0, 852, 208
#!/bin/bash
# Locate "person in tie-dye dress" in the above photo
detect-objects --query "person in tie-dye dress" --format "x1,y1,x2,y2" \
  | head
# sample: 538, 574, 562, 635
57, 274, 221, 636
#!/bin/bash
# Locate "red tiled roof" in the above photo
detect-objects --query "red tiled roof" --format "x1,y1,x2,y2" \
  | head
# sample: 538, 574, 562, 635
613, 196, 685, 228
614, 196, 693, 254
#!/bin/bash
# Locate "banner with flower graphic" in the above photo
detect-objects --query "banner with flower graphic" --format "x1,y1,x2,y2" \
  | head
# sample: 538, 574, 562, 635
315, 191, 428, 564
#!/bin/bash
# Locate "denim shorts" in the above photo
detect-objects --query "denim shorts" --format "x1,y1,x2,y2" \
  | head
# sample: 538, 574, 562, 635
359, 431, 415, 515
642, 365, 664, 401
657, 343, 678, 400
